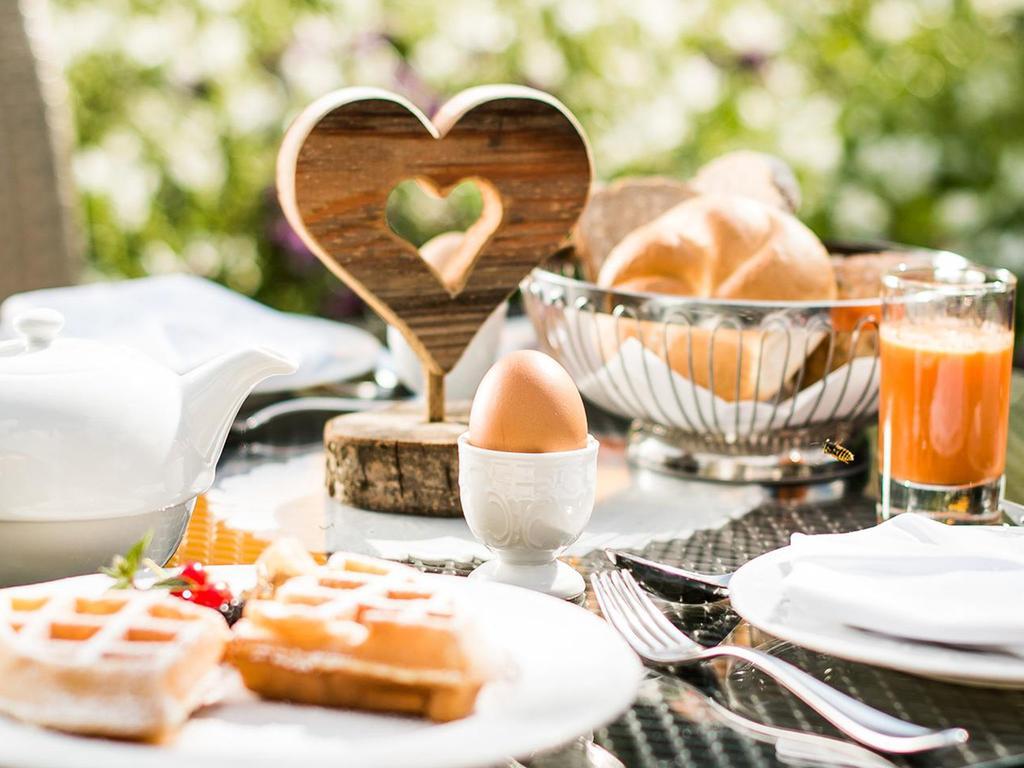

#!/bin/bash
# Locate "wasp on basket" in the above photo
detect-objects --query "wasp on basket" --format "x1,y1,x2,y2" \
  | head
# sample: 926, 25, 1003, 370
818, 438, 855, 464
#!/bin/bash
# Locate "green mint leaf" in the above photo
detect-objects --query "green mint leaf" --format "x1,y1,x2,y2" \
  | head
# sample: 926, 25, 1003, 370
99, 531, 155, 589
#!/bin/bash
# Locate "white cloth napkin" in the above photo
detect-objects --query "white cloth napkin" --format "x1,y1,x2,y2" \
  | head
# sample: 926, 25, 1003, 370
0, 275, 382, 392
782, 514, 1024, 648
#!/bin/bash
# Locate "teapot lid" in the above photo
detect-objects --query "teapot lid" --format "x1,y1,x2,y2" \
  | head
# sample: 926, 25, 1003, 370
0, 309, 152, 376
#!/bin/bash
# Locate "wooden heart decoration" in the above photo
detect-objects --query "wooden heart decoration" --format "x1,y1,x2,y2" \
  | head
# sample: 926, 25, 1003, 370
277, 85, 592, 419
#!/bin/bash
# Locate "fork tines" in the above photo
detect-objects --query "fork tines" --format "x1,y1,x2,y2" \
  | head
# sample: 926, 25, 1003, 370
591, 569, 692, 662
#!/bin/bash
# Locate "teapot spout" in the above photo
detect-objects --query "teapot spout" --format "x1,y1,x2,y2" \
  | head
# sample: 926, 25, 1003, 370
181, 348, 296, 475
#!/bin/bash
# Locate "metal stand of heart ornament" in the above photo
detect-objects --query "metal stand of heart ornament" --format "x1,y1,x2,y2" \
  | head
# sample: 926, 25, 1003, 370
277, 85, 593, 517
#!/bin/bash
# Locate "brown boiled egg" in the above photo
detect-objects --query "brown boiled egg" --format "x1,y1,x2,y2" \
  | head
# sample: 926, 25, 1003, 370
469, 350, 588, 453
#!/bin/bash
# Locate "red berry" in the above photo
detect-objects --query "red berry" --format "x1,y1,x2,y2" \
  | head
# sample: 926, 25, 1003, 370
190, 581, 234, 610
179, 562, 209, 587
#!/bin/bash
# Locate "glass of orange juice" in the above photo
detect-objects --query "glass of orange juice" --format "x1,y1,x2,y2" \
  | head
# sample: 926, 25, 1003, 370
879, 262, 1016, 523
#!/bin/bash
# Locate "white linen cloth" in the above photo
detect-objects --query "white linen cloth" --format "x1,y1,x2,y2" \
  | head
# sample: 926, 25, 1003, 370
0, 275, 382, 392
782, 514, 1024, 648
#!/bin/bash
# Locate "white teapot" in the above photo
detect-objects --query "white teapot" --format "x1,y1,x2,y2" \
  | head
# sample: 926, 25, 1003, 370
0, 309, 296, 585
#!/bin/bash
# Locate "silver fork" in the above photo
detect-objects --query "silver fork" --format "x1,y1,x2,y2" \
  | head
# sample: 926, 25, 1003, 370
591, 569, 969, 755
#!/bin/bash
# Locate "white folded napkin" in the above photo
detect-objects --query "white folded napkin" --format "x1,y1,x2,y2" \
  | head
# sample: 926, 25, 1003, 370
782, 514, 1024, 648
0, 275, 382, 392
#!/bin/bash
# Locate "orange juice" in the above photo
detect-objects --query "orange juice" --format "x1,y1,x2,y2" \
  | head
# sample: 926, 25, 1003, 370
879, 320, 1013, 486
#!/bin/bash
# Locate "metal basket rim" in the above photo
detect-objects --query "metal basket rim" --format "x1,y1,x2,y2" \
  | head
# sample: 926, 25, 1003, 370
526, 244, 967, 313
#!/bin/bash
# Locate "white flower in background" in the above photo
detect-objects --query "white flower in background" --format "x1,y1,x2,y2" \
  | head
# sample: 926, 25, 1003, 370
163, 107, 226, 196
141, 241, 184, 275
855, 134, 941, 201
221, 235, 262, 294
602, 45, 654, 87
736, 87, 777, 130
916, 0, 953, 27
183, 237, 224, 276
832, 184, 892, 238
445, 0, 515, 53
645, 93, 692, 152
764, 60, 807, 99
777, 95, 842, 173
225, 77, 288, 135
127, 90, 181, 148
867, 0, 920, 43
626, 0, 688, 48
121, 6, 196, 69
719, 2, 788, 56
595, 96, 690, 172
959, 67, 1013, 120
520, 38, 568, 89
291, 13, 352, 52
553, 0, 602, 36
279, 21, 346, 100
191, 16, 250, 79
73, 129, 160, 231
664, 0, 711, 36
50, 3, 118, 66
970, 0, 1024, 16
198, 0, 244, 12
937, 190, 984, 234
409, 36, 470, 83
334, 0, 384, 26
349, 44, 403, 89
671, 56, 723, 113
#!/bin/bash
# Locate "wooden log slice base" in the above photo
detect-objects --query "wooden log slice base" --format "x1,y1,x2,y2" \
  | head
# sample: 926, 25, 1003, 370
325, 402, 470, 518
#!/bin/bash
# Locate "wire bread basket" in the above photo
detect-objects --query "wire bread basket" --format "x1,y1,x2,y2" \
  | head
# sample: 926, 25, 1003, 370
522, 243, 963, 484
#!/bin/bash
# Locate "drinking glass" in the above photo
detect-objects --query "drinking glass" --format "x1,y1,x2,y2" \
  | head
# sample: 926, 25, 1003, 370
878, 262, 1016, 523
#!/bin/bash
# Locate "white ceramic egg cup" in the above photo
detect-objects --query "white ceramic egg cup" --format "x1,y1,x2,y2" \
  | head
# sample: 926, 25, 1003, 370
457, 433, 599, 600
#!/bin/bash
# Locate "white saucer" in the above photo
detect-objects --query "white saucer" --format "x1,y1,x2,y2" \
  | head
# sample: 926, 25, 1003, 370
729, 546, 1024, 688
468, 559, 586, 601
0, 566, 641, 768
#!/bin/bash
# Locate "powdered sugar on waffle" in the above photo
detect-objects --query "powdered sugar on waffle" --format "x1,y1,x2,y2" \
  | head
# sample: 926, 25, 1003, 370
0, 588, 230, 739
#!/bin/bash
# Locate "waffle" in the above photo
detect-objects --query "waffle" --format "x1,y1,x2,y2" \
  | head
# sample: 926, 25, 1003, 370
0, 588, 230, 740
228, 552, 488, 722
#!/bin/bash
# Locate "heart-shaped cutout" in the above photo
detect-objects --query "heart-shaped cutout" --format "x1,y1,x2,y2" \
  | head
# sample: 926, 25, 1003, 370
385, 177, 501, 297
277, 85, 592, 380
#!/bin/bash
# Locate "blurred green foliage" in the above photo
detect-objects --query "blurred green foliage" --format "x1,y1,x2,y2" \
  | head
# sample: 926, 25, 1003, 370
51, 0, 1024, 318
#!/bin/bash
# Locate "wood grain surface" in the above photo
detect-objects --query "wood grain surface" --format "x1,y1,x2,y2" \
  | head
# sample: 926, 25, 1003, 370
324, 401, 470, 517
278, 85, 592, 420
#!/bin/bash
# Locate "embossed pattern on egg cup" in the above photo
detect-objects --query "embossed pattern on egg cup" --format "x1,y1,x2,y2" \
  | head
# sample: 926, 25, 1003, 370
457, 433, 599, 599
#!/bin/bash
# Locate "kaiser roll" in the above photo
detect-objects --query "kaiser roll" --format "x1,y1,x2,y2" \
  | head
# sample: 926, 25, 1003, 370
595, 195, 837, 401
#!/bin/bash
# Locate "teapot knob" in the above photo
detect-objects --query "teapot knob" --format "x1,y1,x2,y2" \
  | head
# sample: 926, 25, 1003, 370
13, 309, 65, 350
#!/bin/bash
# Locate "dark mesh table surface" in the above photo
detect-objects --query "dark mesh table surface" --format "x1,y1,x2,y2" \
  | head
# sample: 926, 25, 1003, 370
219, 376, 1024, 768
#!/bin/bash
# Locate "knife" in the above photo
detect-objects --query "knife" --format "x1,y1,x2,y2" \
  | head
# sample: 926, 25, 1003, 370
603, 549, 732, 603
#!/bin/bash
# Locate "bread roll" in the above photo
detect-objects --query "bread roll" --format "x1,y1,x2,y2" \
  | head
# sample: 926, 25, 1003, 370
692, 150, 801, 213
418, 231, 467, 291
572, 177, 696, 280
803, 251, 930, 388
598, 194, 835, 301
596, 195, 835, 402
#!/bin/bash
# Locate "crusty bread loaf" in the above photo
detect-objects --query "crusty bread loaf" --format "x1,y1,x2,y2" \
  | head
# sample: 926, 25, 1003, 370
598, 194, 835, 301
692, 150, 801, 212
595, 195, 835, 401
572, 177, 696, 280
803, 251, 928, 388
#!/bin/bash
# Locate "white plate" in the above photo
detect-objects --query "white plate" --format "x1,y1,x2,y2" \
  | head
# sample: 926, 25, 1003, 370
256, 312, 380, 393
729, 547, 1024, 688
0, 276, 382, 394
0, 567, 641, 768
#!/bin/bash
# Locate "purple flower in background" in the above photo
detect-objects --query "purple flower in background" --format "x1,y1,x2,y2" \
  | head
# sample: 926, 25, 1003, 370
266, 186, 319, 274
321, 284, 364, 319
270, 216, 319, 273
